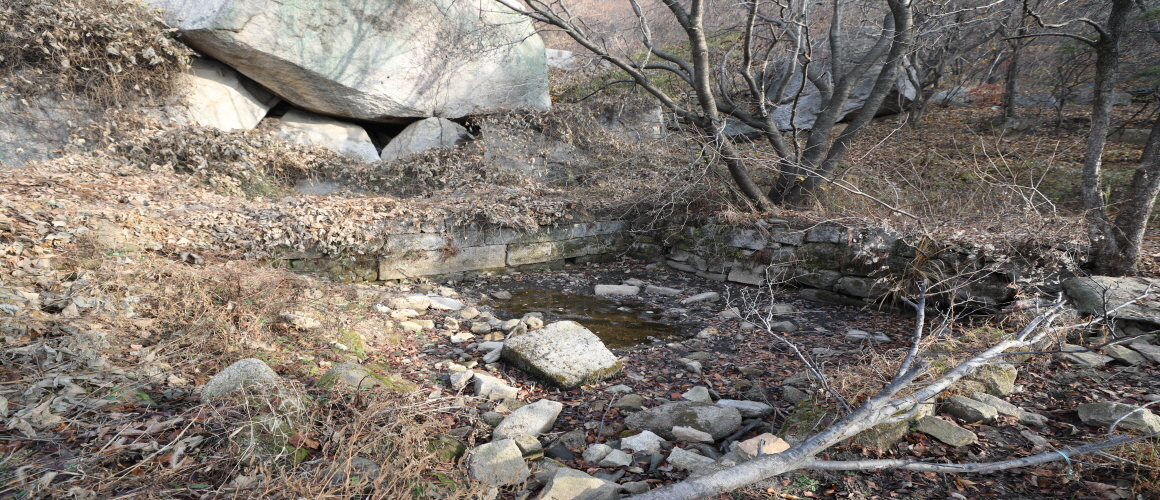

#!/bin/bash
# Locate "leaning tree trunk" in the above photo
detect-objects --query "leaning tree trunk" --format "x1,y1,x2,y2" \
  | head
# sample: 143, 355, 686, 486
1084, 0, 1133, 274
1106, 119, 1160, 273
1001, 26, 1025, 119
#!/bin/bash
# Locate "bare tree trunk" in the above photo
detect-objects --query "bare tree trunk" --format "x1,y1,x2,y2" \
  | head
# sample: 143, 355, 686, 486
1106, 111, 1160, 273
773, 0, 912, 207
1002, 26, 1025, 119
1084, 0, 1134, 274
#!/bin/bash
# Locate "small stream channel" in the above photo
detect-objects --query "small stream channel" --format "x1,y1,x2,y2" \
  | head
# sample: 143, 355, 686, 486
484, 289, 693, 348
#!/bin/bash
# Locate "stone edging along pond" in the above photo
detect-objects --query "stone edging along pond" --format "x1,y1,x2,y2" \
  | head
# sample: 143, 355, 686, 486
278, 215, 1079, 311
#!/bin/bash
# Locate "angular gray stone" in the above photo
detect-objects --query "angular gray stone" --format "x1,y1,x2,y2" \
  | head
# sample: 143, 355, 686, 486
665, 447, 715, 471
645, 285, 682, 296
501, 321, 622, 389
492, 399, 563, 440
147, 0, 550, 121
620, 430, 665, 454
598, 449, 632, 467
1060, 344, 1114, 367
1063, 276, 1160, 324
845, 329, 890, 342
716, 399, 774, 418
680, 386, 712, 403
271, 110, 379, 162
671, 426, 714, 443
582, 443, 613, 463
428, 296, 465, 311
943, 395, 998, 423
472, 373, 518, 401
970, 392, 1047, 426
917, 416, 977, 447
612, 394, 645, 412
380, 117, 472, 162
769, 321, 798, 333
1105, 344, 1146, 365
450, 370, 475, 391
965, 363, 1018, 396
1077, 402, 1160, 434
680, 292, 720, 304
1131, 343, 1160, 363
538, 468, 618, 500
467, 439, 530, 486
624, 401, 742, 441
782, 386, 808, 404
512, 433, 544, 459
594, 284, 640, 296
201, 358, 281, 401
835, 276, 887, 298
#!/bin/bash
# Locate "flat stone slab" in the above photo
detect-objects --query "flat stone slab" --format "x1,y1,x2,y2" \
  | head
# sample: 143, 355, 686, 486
492, 399, 563, 440
1077, 402, 1160, 434
467, 439, 530, 486
624, 401, 741, 441
501, 321, 623, 389
917, 416, 977, 447
1060, 344, 1115, 367
594, 284, 639, 296
1106, 344, 1146, 365
680, 292, 720, 304
716, 399, 774, 418
944, 395, 997, 423
201, 358, 280, 401
1063, 276, 1160, 324
666, 447, 715, 471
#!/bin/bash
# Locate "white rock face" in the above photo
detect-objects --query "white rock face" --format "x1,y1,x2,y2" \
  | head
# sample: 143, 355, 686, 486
501, 321, 623, 389
270, 110, 379, 162
146, 0, 550, 121
380, 117, 473, 162
179, 59, 277, 131
200, 358, 281, 401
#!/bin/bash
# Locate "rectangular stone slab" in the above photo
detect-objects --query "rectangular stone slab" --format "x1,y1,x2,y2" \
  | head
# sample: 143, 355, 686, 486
501, 321, 622, 389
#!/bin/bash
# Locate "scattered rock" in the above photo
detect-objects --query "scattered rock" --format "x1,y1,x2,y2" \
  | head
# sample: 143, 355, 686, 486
459, 307, 481, 320
280, 310, 321, 330
645, 285, 682, 296
492, 291, 513, 300
272, 110, 378, 162
624, 401, 742, 441
538, 468, 618, 500
782, 386, 809, 404
399, 321, 423, 333
917, 416, 977, 447
480, 412, 505, 427
716, 399, 775, 418
681, 386, 712, 403
429, 296, 465, 311
1060, 344, 1114, 367
970, 392, 1047, 426
965, 363, 1017, 396
736, 433, 790, 460
501, 321, 623, 389
1130, 343, 1160, 363
767, 303, 795, 315
943, 395, 998, 423
512, 433, 545, 459
606, 384, 632, 394
598, 449, 632, 467
769, 321, 798, 333
681, 360, 703, 375
1020, 429, 1049, 447
853, 420, 909, 450
471, 322, 493, 334
620, 430, 665, 454
467, 439, 531, 486
696, 327, 718, 339
672, 426, 714, 443
594, 284, 640, 296
1077, 402, 1160, 434
665, 447, 715, 471
845, 329, 890, 342
544, 444, 575, 462
1063, 276, 1160, 324
492, 399, 563, 440
613, 394, 646, 412
524, 316, 544, 330
200, 358, 281, 401
473, 373, 518, 401
680, 292, 720, 304
582, 443, 613, 463
621, 481, 651, 495
1105, 344, 1146, 365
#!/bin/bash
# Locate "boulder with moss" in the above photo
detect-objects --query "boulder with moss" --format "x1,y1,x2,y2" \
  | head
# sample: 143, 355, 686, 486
500, 321, 622, 389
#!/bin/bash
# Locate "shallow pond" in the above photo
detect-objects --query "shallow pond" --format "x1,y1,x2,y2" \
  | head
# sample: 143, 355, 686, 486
485, 289, 690, 348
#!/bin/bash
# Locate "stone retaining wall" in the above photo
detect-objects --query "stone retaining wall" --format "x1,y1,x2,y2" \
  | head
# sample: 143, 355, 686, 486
281, 219, 632, 282
281, 216, 1073, 311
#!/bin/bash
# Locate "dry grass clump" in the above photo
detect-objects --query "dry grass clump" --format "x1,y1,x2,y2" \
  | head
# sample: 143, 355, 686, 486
0, 0, 190, 105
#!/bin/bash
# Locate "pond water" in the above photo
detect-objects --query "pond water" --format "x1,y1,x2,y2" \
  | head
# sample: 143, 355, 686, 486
485, 289, 690, 348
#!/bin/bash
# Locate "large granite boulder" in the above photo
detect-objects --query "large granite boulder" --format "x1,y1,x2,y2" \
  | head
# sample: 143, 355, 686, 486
145, 0, 550, 121
500, 321, 622, 389
1063, 276, 1160, 324
380, 117, 473, 162
623, 401, 742, 441
178, 59, 278, 131
268, 110, 379, 162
